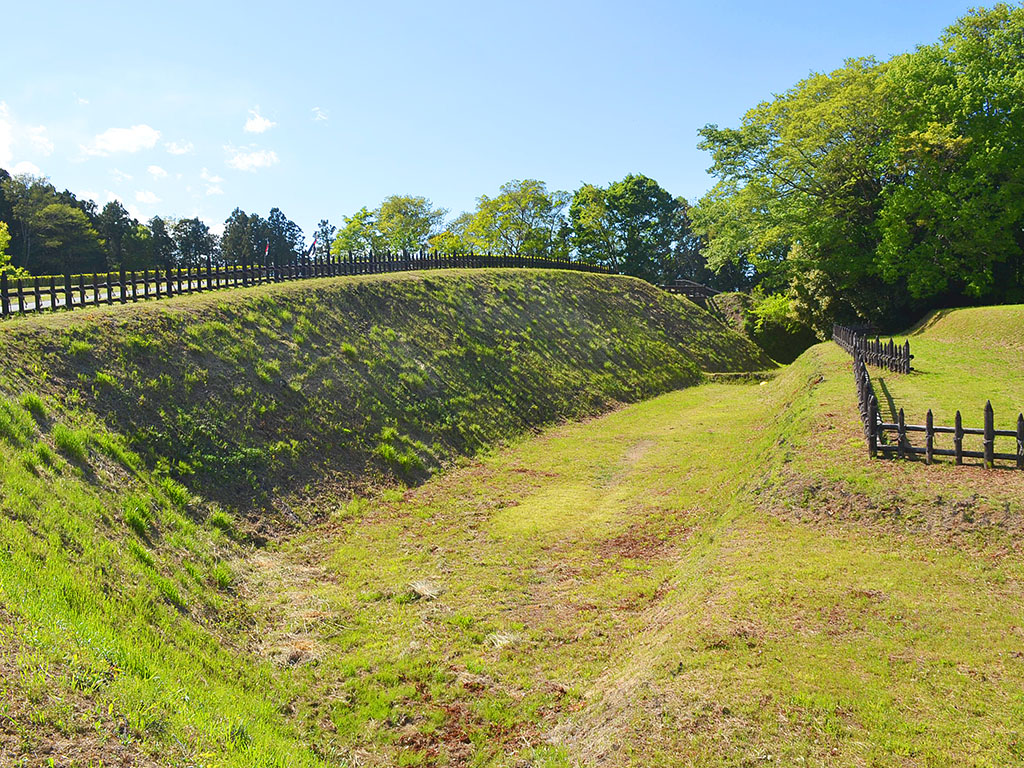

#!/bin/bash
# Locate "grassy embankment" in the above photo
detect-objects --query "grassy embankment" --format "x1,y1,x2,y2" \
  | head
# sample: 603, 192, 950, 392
0, 270, 769, 766
3, 282, 1021, 766
255, 311, 1024, 766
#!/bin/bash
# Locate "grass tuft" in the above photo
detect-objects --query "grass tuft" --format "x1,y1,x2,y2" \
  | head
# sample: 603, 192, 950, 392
52, 423, 88, 462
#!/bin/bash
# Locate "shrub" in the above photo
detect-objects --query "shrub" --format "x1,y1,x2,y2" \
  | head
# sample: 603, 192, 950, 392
340, 342, 358, 359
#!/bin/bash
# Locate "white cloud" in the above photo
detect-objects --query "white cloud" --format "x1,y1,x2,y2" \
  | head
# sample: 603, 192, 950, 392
225, 144, 279, 172
0, 103, 54, 171
110, 168, 133, 183
244, 108, 276, 134
12, 160, 42, 175
164, 140, 194, 155
148, 165, 168, 179
83, 124, 161, 156
26, 126, 53, 156
311, 106, 328, 122
206, 185, 224, 196
136, 190, 160, 204
200, 167, 223, 183
75, 94, 89, 105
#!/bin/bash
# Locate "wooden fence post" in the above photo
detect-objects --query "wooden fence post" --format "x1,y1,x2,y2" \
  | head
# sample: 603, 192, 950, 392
1, 273, 9, 318
49, 276, 57, 311
119, 270, 126, 304
64, 274, 72, 311
984, 401, 995, 469
954, 411, 963, 465
868, 394, 878, 458
1017, 413, 1024, 470
897, 408, 906, 459
925, 409, 933, 464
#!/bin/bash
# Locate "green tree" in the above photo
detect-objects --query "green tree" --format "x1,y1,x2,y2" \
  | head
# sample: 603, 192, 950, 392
221, 208, 266, 266
691, 58, 895, 331
874, 4, 1024, 303
313, 219, 335, 260
265, 208, 304, 267
0, 220, 22, 277
148, 217, 176, 268
32, 203, 105, 273
172, 218, 217, 268
97, 200, 137, 270
570, 174, 688, 282
330, 207, 380, 254
429, 212, 475, 253
376, 195, 446, 252
470, 179, 569, 257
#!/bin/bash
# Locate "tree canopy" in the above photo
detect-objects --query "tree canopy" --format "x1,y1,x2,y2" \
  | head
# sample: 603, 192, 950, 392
691, 4, 1024, 332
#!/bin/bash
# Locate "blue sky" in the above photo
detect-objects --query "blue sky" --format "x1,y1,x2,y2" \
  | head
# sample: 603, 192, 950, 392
1, 0, 983, 239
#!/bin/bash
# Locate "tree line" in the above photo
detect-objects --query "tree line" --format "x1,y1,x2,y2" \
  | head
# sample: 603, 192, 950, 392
330, 175, 742, 287
0, 168, 737, 289
691, 3, 1024, 334
0, 169, 317, 277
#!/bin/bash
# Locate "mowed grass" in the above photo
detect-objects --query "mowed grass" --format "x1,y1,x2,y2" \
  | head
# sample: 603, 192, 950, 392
869, 305, 1024, 434
249, 339, 1024, 766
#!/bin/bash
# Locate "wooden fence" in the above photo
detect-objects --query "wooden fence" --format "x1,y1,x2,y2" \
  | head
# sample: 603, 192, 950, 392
0, 250, 611, 319
833, 324, 912, 374
849, 347, 1023, 468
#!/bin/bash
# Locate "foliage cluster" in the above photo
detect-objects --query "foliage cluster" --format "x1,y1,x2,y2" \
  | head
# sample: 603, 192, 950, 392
692, 4, 1024, 332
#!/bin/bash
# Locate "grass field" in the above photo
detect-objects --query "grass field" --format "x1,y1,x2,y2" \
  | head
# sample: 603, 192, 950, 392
871, 305, 1024, 433
1, 289, 1022, 766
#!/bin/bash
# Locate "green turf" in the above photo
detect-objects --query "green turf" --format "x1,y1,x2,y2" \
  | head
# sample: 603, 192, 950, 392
1, 285, 1022, 766
856, 305, 1024, 458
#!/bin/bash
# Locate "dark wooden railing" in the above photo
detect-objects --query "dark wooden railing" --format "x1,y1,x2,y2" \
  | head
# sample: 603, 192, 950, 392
0, 250, 611, 319
847, 341, 1023, 469
833, 324, 912, 374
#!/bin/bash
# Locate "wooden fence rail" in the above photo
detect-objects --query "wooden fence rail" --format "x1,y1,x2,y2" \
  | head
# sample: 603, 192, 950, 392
833, 324, 912, 374
848, 347, 1023, 469
0, 250, 611, 319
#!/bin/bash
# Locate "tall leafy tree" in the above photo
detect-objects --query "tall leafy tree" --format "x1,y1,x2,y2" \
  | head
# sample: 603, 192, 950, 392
570, 174, 688, 283
375, 195, 446, 252
313, 219, 335, 260
265, 208, 304, 267
97, 200, 136, 269
221, 208, 265, 266
172, 218, 217, 268
470, 179, 569, 256
330, 207, 379, 254
32, 203, 105, 273
148, 217, 176, 268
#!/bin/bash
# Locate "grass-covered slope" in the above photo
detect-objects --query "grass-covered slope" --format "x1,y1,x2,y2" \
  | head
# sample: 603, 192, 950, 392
0, 269, 769, 767
0, 269, 770, 512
